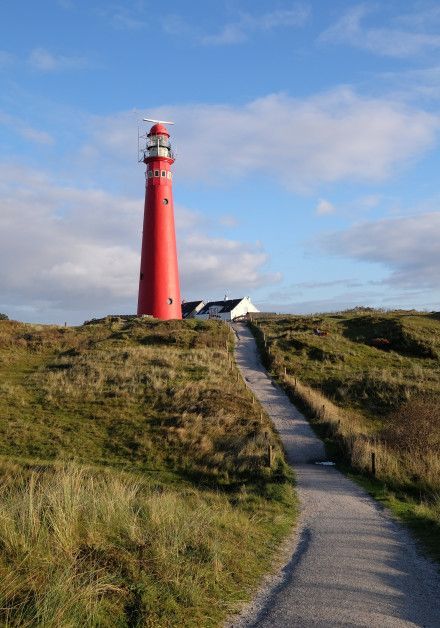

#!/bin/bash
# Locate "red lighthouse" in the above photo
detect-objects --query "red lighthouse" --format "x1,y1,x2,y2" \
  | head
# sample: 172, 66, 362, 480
137, 121, 182, 319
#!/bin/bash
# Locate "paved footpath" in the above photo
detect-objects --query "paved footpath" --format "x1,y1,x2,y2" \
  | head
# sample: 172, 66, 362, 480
230, 323, 440, 628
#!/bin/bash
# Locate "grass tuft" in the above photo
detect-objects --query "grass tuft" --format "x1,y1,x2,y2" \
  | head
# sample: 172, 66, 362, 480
0, 316, 296, 626
0, 465, 295, 627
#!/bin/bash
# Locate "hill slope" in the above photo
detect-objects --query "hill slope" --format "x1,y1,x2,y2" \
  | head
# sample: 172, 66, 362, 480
251, 309, 440, 559
0, 317, 295, 627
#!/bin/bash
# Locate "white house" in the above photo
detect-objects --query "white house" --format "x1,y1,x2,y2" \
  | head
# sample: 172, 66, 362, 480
194, 297, 259, 322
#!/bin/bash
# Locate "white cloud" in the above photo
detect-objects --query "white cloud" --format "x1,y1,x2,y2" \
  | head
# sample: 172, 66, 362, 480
320, 212, 440, 289
0, 111, 54, 145
95, 3, 148, 30
202, 23, 247, 46
321, 4, 440, 58
394, 5, 440, 30
82, 89, 439, 191
200, 5, 310, 45
219, 214, 239, 228
315, 198, 335, 215
0, 50, 15, 68
111, 12, 146, 30
162, 14, 192, 36
252, 6, 310, 30
377, 65, 440, 103
19, 126, 54, 144
357, 194, 381, 209
179, 233, 280, 295
28, 47, 88, 72
0, 164, 277, 322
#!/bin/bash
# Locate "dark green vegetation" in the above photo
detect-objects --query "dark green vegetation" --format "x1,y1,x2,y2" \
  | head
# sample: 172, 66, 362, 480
0, 317, 296, 627
251, 309, 440, 560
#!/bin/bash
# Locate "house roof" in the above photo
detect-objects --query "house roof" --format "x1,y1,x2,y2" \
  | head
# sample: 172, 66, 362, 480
197, 298, 243, 315
181, 300, 204, 318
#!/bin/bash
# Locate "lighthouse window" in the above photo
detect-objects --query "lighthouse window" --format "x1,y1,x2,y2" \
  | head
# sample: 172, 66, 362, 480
147, 171, 153, 178
163, 198, 169, 205
167, 172, 171, 179
161, 170, 166, 177
154, 170, 159, 177
167, 297, 173, 305
140, 272, 144, 280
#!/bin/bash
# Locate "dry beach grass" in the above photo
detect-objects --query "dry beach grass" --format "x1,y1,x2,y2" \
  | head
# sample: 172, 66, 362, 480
0, 317, 296, 626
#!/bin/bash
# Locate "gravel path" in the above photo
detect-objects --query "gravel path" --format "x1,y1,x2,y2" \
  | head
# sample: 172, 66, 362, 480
230, 323, 440, 628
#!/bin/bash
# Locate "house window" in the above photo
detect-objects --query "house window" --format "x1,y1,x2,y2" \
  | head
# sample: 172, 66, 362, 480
161, 170, 166, 177
154, 170, 159, 177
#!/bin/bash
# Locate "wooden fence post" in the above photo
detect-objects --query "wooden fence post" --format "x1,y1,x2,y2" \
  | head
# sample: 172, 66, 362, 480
264, 431, 273, 467
371, 452, 376, 477
268, 444, 273, 468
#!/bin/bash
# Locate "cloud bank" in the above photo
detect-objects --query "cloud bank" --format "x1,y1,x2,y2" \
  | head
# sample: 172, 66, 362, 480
320, 212, 440, 289
83, 88, 439, 191
0, 164, 277, 323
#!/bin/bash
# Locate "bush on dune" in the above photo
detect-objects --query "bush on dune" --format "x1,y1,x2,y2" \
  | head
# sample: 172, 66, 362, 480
383, 397, 440, 455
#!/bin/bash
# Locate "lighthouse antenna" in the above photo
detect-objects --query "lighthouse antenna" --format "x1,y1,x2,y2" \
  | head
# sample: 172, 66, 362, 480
143, 117, 175, 125
137, 125, 148, 163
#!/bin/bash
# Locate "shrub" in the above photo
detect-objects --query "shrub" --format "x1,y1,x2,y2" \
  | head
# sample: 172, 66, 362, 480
383, 397, 440, 455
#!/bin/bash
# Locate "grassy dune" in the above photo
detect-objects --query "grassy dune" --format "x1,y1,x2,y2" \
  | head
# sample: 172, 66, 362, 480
251, 309, 440, 559
0, 317, 296, 626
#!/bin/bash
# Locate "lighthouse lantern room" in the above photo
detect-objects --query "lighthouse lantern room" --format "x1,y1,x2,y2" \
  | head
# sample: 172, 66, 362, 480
137, 120, 182, 320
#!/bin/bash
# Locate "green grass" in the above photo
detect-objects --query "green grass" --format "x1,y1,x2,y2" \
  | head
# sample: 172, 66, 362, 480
250, 308, 440, 561
0, 316, 297, 627
255, 310, 440, 419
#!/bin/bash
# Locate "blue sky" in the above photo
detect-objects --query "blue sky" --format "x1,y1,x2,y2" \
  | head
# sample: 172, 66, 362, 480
1, 0, 440, 323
